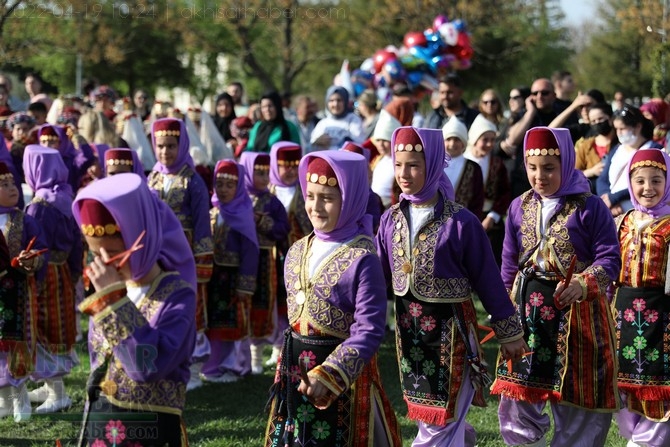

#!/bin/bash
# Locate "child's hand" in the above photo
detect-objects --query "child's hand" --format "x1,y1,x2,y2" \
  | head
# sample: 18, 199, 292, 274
553, 278, 583, 308
86, 247, 124, 290
500, 338, 530, 362
14, 250, 37, 272
297, 366, 333, 410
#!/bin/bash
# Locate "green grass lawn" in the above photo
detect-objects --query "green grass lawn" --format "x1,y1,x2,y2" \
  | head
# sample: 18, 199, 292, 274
0, 313, 629, 446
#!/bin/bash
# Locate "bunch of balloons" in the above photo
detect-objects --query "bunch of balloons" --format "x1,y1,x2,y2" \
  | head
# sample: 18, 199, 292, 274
352, 14, 473, 96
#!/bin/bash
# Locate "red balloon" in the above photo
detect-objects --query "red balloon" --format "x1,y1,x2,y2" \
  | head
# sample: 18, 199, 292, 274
404, 31, 427, 48
456, 33, 473, 60
372, 49, 397, 74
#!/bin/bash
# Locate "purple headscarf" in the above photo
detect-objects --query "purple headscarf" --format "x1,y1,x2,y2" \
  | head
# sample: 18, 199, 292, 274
239, 151, 269, 195
523, 127, 590, 198
298, 150, 372, 242
102, 148, 146, 179
37, 124, 76, 159
72, 173, 196, 287
23, 144, 74, 215
627, 148, 670, 218
151, 118, 195, 175
391, 126, 455, 204
211, 160, 259, 249
269, 141, 302, 187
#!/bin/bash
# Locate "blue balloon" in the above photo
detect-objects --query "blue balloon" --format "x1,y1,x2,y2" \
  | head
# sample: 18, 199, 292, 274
383, 59, 406, 81
452, 19, 466, 32
406, 71, 424, 90
409, 45, 437, 74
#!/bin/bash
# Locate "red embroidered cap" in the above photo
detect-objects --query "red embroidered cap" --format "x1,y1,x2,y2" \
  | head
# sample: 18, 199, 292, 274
630, 148, 667, 173
525, 128, 560, 157
276, 145, 302, 167
152, 119, 181, 138
254, 154, 270, 171
216, 160, 239, 180
306, 157, 338, 188
105, 149, 134, 168
394, 127, 423, 152
0, 162, 13, 180
78, 199, 121, 237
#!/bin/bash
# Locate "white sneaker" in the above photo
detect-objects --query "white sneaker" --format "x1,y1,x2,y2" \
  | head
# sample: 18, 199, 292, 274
28, 383, 49, 403
34, 379, 71, 414
12, 384, 31, 422
186, 364, 203, 391
265, 347, 281, 366
0, 386, 12, 418
200, 371, 240, 383
250, 345, 264, 375
186, 375, 203, 391
35, 395, 71, 414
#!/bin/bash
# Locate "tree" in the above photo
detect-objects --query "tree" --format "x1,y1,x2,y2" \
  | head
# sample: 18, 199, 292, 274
2, 1, 192, 96
574, 0, 658, 99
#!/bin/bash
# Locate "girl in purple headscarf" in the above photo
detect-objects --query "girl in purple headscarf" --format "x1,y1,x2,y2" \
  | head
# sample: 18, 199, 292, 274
73, 173, 196, 446
492, 127, 621, 447
23, 145, 83, 414
200, 159, 259, 384
612, 149, 670, 447
375, 126, 526, 447
0, 160, 47, 422
239, 152, 289, 375
147, 118, 213, 391
264, 141, 311, 367
37, 124, 96, 193
265, 150, 401, 447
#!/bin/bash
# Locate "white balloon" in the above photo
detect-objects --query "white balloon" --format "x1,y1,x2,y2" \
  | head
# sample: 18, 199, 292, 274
438, 23, 459, 46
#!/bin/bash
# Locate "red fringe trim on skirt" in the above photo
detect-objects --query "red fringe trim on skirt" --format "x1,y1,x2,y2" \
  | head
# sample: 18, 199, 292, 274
490, 381, 562, 403
406, 401, 449, 427
619, 384, 670, 402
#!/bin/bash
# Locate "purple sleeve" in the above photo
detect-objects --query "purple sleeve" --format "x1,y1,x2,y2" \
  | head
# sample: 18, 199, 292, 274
500, 198, 521, 291
374, 210, 393, 285
238, 231, 260, 283
74, 143, 96, 173
22, 213, 49, 281
188, 172, 213, 253
108, 282, 196, 382
67, 217, 83, 277
321, 254, 387, 385
258, 195, 290, 242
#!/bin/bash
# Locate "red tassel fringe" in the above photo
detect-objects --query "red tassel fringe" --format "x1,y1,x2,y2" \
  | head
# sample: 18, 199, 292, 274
490, 381, 561, 403
406, 401, 449, 426
620, 384, 670, 402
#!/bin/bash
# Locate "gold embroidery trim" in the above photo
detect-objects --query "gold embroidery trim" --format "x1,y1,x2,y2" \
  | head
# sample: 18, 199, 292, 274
154, 129, 180, 137
631, 159, 667, 171
395, 143, 423, 152
525, 148, 560, 156
306, 172, 338, 187
81, 223, 121, 237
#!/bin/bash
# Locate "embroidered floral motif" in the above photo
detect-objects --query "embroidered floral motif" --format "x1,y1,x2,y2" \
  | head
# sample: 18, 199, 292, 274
105, 420, 126, 445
